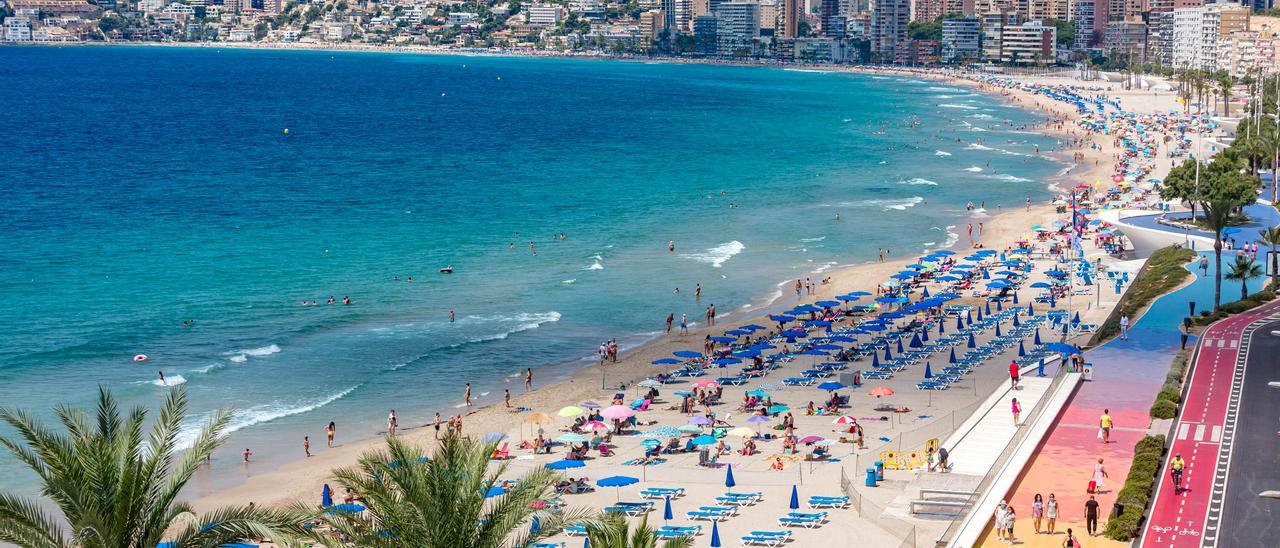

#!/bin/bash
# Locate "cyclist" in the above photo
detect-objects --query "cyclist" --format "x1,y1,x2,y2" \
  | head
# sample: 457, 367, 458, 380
1171, 453, 1186, 493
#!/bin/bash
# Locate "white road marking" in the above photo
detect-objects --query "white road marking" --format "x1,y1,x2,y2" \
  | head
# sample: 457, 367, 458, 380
1178, 423, 1191, 440
1195, 424, 1206, 442
1211, 425, 1222, 442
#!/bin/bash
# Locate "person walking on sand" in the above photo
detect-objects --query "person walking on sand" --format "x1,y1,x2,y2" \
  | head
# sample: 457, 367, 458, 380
1032, 493, 1044, 533
387, 410, 398, 436
304, 436, 311, 457
666, 313, 674, 333
1092, 458, 1108, 493
327, 421, 335, 447
680, 314, 688, 335
525, 367, 533, 390
1011, 397, 1022, 425
1046, 493, 1059, 533
1085, 495, 1100, 536
433, 412, 442, 439
1099, 409, 1113, 444
464, 383, 472, 408
504, 388, 510, 408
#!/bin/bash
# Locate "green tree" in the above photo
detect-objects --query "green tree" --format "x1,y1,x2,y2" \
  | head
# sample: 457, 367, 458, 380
1217, 73, 1234, 117
908, 19, 941, 41
1204, 199, 1237, 311
1044, 18, 1074, 49
306, 435, 593, 547
1224, 254, 1263, 300
0, 388, 307, 548
1258, 226, 1280, 289
585, 514, 691, 548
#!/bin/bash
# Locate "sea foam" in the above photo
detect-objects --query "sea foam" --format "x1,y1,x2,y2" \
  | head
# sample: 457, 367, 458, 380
681, 241, 745, 268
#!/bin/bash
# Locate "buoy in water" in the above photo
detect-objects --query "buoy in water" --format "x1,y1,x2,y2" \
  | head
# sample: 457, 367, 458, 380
283, 128, 289, 135
134, 354, 149, 362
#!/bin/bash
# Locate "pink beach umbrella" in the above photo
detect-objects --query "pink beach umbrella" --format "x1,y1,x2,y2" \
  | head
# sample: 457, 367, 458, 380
601, 405, 636, 420
692, 379, 719, 389
798, 435, 824, 444
579, 420, 610, 432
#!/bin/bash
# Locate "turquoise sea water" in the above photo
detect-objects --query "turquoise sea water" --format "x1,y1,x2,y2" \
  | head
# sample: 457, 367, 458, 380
0, 46, 1062, 494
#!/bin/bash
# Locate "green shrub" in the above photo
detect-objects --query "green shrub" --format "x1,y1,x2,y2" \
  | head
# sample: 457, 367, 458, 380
1134, 434, 1166, 456
1191, 287, 1276, 325
1156, 389, 1181, 404
1105, 436, 1169, 541
1150, 398, 1178, 419
1105, 504, 1147, 540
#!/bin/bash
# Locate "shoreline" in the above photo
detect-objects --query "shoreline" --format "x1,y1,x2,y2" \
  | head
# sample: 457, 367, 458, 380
187, 63, 1122, 512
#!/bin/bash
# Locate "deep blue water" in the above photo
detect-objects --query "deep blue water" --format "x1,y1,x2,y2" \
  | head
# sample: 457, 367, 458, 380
0, 45, 1062, 493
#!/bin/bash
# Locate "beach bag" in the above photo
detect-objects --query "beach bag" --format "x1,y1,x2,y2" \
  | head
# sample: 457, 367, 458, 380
1097, 428, 1104, 441
1087, 480, 1097, 494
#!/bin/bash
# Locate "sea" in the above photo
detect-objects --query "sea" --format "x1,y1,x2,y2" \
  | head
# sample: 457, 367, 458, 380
0, 45, 1064, 495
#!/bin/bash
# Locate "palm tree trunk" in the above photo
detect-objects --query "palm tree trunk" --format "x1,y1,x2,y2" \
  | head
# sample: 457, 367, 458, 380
1273, 147, 1278, 203
1214, 235, 1223, 311
1272, 243, 1279, 290
1243, 277, 1249, 300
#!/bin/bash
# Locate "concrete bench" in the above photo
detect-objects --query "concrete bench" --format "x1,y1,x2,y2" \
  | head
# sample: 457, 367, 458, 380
910, 499, 970, 515
918, 489, 976, 500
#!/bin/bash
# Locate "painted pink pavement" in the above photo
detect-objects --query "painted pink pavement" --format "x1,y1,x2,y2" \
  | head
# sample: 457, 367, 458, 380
1141, 298, 1280, 547
977, 254, 1264, 547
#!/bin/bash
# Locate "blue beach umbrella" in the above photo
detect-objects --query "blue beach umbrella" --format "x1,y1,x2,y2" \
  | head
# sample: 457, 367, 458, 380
949, 348, 957, 364
896, 339, 905, 353
818, 381, 845, 391
921, 286, 931, 298
597, 475, 640, 501
938, 320, 945, 334
546, 459, 587, 470
651, 358, 680, 365
326, 503, 365, 514
485, 486, 507, 498
790, 486, 800, 509
976, 308, 984, 321
770, 315, 796, 323
967, 333, 976, 348
1018, 341, 1026, 357
1013, 292, 1020, 304
846, 291, 872, 296
984, 302, 992, 315
742, 324, 766, 331
692, 435, 718, 446
725, 465, 736, 487
816, 300, 841, 308
673, 350, 702, 359
871, 353, 880, 367
1072, 312, 1081, 325
767, 405, 790, 414
322, 484, 332, 507
883, 347, 893, 361
1034, 329, 1042, 345
745, 389, 772, 398
921, 328, 930, 342
1012, 314, 1020, 327
996, 300, 1004, 311
955, 316, 964, 329
910, 333, 922, 348
1027, 303, 1036, 315
924, 362, 933, 379
995, 323, 1002, 337
664, 496, 674, 522
709, 336, 736, 343
710, 521, 722, 548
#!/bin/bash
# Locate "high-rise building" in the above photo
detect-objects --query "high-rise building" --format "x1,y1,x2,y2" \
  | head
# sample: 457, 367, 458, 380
1074, 0, 1099, 48
640, 9, 668, 40
872, 0, 911, 57
1104, 20, 1148, 56
716, 1, 760, 53
913, 0, 945, 22
822, 0, 847, 36
695, 14, 719, 52
943, 0, 976, 14
781, 0, 803, 37
941, 16, 981, 62
1170, 2, 1250, 70
981, 8, 1020, 61
1000, 20, 1056, 63
759, 0, 780, 30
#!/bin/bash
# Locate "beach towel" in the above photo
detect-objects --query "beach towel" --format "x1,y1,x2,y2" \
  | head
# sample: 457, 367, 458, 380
624, 458, 667, 466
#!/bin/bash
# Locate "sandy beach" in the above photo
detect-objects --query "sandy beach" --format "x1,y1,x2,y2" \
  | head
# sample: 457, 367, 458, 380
150, 56, 1211, 548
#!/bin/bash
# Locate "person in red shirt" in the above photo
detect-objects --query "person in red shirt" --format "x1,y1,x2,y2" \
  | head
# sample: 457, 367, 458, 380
1010, 362, 1020, 390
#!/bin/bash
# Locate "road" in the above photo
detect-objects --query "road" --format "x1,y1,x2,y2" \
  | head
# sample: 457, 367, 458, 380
1216, 320, 1280, 547
1141, 299, 1280, 548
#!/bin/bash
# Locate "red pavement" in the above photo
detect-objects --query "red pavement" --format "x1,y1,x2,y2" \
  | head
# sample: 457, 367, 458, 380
1141, 300, 1280, 547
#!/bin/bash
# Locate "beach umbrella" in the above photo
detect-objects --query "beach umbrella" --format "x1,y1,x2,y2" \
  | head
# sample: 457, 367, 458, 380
896, 339, 905, 353
956, 316, 964, 329
949, 348, 956, 364
651, 358, 681, 365
1034, 329, 1042, 345
871, 353, 880, 367
557, 433, 589, 443
869, 386, 894, 397
976, 308, 984, 321
996, 300, 1004, 311
727, 427, 756, 437
1013, 292, 1020, 304
938, 320, 945, 334
673, 350, 703, 359
767, 405, 790, 414
921, 328, 930, 342
790, 486, 800, 509
817, 381, 845, 391
688, 415, 712, 426
746, 415, 770, 424
485, 485, 508, 498
1027, 303, 1036, 315
910, 333, 922, 348
921, 286, 930, 298
1018, 340, 1026, 357
710, 521, 722, 548
833, 415, 857, 425
691, 435, 718, 446
580, 420, 609, 432
556, 406, 584, 418
601, 405, 636, 420
526, 412, 558, 424
597, 475, 640, 502
1012, 314, 1020, 327
924, 362, 933, 379
483, 432, 507, 443
712, 357, 742, 366
581, 401, 602, 409
725, 465, 736, 487
322, 484, 332, 507
664, 496, 674, 523
637, 379, 662, 389
325, 503, 365, 514
693, 379, 719, 389
677, 424, 702, 434
769, 314, 796, 323
546, 459, 586, 470
967, 333, 976, 348
884, 347, 893, 361
984, 302, 992, 315
816, 300, 841, 308
746, 389, 772, 398
1072, 312, 1081, 325
709, 336, 736, 343
643, 426, 683, 439
742, 324, 766, 330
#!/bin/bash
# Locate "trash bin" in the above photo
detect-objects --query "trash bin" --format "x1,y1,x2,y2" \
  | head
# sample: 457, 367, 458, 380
865, 468, 878, 487
874, 461, 885, 481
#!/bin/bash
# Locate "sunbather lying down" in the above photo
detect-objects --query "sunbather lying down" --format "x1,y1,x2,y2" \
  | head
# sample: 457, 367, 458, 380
874, 404, 911, 413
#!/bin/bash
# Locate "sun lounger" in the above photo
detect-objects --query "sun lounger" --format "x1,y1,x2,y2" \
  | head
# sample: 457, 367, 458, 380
564, 524, 588, 536
807, 495, 850, 508
533, 543, 565, 548
782, 377, 815, 387
640, 487, 685, 499
724, 491, 763, 503
697, 505, 738, 516
777, 516, 823, 528
786, 511, 828, 522
654, 529, 695, 540
740, 535, 787, 547
658, 525, 702, 536
688, 510, 731, 521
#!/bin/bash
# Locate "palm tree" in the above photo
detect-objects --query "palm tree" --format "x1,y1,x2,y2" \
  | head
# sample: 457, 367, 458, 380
585, 514, 691, 548
307, 435, 593, 547
0, 387, 307, 548
1260, 226, 1280, 289
1218, 73, 1234, 117
1225, 254, 1264, 300
1203, 199, 1238, 311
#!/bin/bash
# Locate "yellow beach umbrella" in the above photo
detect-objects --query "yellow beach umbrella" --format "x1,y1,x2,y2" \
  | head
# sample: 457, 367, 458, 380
727, 427, 756, 438
556, 406, 584, 418
524, 412, 556, 425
